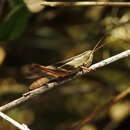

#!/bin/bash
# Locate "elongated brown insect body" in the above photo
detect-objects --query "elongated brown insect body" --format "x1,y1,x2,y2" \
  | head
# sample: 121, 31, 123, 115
29, 77, 50, 90
25, 37, 107, 90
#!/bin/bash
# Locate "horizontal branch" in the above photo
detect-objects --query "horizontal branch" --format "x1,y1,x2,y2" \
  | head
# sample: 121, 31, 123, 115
0, 111, 30, 130
0, 50, 130, 112
41, 2, 130, 7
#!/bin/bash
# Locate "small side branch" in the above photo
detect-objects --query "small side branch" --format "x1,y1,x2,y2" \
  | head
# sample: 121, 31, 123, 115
0, 111, 30, 130
41, 2, 130, 7
74, 88, 130, 130
0, 50, 129, 112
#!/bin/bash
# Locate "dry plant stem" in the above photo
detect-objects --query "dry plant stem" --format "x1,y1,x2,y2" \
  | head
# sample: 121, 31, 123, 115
41, 2, 130, 7
0, 111, 30, 130
74, 88, 130, 130
0, 50, 130, 112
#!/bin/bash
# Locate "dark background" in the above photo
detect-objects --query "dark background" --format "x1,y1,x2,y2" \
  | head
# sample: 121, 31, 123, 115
0, 0, 130, 130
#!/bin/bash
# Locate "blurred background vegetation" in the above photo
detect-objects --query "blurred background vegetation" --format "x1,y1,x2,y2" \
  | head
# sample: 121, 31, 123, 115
0, 0, 130, 130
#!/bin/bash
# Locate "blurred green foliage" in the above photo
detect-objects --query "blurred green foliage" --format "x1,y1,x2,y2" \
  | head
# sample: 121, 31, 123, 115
0, 0, 130, 130
0, 3, 30, 41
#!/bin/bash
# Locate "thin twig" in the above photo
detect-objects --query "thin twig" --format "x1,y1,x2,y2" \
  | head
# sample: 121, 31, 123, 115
0, 50, 130, 112
0, 111, 30, 130
41, 2, 130, 7
74, 88, 130, 130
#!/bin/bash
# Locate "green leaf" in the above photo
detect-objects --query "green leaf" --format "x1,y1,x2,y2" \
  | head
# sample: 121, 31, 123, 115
0, 4, 30, 41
